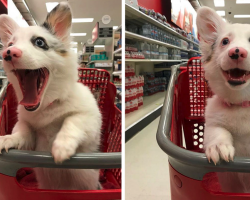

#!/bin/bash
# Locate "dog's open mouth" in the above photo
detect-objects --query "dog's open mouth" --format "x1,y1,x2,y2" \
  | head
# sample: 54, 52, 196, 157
13, 68, 49, 111
222, 68, 250, 86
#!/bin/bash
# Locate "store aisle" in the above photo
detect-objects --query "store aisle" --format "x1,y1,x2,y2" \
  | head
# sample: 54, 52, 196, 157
125, 117, 171, 200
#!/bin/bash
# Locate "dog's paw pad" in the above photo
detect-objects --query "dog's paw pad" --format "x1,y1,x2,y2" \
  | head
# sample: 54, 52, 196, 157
52, 138, 77, 164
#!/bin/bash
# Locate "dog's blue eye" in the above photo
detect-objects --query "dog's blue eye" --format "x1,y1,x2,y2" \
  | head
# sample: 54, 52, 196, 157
222, 38, 229, 46
31, 37, 49, 50
35, 39, 45, 47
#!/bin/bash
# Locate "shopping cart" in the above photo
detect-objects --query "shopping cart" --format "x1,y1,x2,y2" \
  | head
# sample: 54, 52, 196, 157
157, 58, 250, 200
0, 68, 121, 200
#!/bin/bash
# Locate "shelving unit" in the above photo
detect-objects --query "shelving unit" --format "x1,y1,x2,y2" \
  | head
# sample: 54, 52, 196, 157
126, 31, 201, 53
113, 71, 122, 76
113, 48, 122, 55
125, 3, 199, 141
125, 4, 199, 46
113, 25, 122, 111
114, 25, 122, 33
86, 60, 113, 67
125, 59, 182, 63
126, 31, 190, 51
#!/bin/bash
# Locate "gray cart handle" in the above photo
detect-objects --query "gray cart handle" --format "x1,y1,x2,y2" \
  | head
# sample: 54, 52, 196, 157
156, 63, 250, 181
0, 81, 121, 177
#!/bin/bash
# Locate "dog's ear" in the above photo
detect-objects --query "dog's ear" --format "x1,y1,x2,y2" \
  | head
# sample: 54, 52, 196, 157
0, 15, 19, 46
197, 7, 225, 44
42, 2, 72, 42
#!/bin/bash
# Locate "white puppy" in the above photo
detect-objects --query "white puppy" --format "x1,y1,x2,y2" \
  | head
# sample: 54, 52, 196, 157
0, 2, 102, 190
197, 7, 250, 193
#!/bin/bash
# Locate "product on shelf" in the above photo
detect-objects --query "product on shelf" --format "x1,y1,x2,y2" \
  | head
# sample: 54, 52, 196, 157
155, 70, 171, 89
127, 41, 173, 60
125, 44, 138, 52
141, 42, 151, 59
114, 77, 122, 85
168, 49, 181, 60
125, 65, 144, 114
181, 51, 189, 60
128, 22, 185, 49
142, 72, 166, 96
90, 52, 108, 61
125, 65, 135, 76
127, 7, 200, 44
125, 44, 145, 59
159, 46, 168, 60
117, 59, 122, 70
180, 40, 188, 50
127, 24, 138, 34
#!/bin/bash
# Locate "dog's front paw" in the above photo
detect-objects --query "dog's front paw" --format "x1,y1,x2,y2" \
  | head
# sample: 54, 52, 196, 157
205, 144, 235, 165
0, 135, 25, 152
52, 137, 77, 164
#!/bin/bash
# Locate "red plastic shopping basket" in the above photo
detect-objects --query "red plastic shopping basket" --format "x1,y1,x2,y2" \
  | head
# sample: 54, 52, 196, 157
157, 58, 250, 200
0, 68, 121, 200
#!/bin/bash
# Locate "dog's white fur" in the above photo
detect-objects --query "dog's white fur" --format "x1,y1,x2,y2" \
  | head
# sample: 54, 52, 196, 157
0, 2, 102, 190
197, 7, 250, 193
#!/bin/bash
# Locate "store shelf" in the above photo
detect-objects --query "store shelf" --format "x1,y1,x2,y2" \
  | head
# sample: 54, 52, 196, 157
189, 49, 201, 53
114, 25, 122, 32
181, 59, 189, 61
126, 4, 199, 46
113, 71, 122, 76
113, 48, 122, 55
125, 91, 166, 130
80, 60, 88, 63
125, 59, 182, 63
126, 31, 190, 52
87, 60, 113, 65
0, 76, 6, 79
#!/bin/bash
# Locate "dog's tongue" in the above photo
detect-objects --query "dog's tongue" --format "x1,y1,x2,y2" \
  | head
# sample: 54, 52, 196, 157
20, 72, 39, 106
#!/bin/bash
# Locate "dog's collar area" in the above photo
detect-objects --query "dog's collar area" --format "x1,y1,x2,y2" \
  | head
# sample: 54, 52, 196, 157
224, 101, 250, 108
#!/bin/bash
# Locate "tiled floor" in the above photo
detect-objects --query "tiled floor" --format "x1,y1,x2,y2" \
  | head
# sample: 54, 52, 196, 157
125, 117, 171, 200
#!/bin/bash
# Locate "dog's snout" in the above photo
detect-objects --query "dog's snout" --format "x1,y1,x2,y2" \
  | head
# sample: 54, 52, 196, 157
3, 47, 22, 62
228, 47, 248, 62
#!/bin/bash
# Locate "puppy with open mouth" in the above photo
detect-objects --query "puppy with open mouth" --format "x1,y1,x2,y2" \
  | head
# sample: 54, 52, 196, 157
197, 7, 250, 193
0, 2, 102, 190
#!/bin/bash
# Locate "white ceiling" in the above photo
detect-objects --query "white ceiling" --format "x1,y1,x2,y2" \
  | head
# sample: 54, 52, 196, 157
199, 0, 250, 24
25, 0, 122, 43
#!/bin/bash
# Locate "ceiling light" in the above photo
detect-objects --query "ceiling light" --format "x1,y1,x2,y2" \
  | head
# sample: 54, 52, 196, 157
214, 0, 224, 7
216, 11, 225, 16
71, 48, 77, 53
113, 26, 118, 30
71, 42, 78, 44
46, 2, 59, 12
94, 45, 105, 48
70, 33, 87, 36
72, 18, 94, 23
234, 15, 250, 18
236, 0, 250, 3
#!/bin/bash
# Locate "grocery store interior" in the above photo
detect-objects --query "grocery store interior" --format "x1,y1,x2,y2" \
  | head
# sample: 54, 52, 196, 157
0, 0, 122, 199
0, 0, 122, 110
125, 0, 248, 199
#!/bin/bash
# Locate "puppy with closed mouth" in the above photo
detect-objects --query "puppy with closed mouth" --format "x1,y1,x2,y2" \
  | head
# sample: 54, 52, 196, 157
197, 7, 250, 193
0, 2, 102, 190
